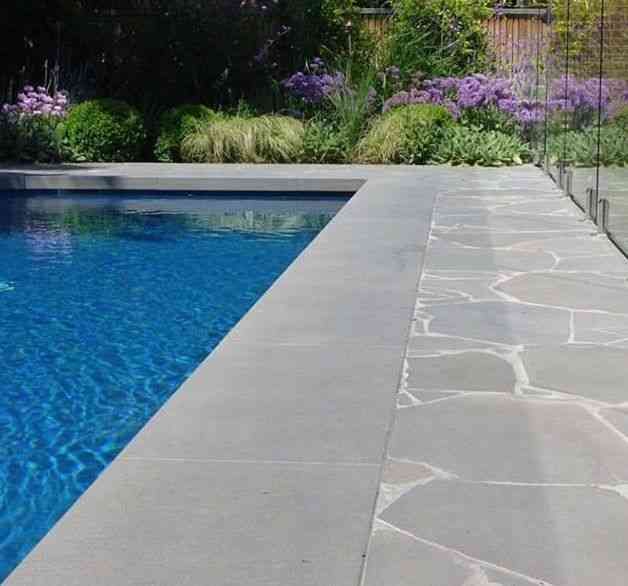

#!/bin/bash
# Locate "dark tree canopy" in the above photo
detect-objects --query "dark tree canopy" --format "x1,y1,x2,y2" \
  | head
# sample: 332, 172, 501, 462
1, 0, 355, 110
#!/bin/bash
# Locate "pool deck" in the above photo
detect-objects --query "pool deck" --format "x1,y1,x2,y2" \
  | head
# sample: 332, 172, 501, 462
3, 164, 628, 586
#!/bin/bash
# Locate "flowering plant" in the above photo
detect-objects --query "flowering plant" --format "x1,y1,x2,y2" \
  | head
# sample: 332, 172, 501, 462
2, 86, 69, 120
281, 58, 348, 105
383, 74, 544, 130
0, 85, 69, 162
549, 75, 628, 128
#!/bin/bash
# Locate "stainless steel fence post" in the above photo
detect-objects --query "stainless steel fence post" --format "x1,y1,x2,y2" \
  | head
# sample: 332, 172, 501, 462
586, 187, 598, 223
597, 197, 610, 234
564, 168, 573, 197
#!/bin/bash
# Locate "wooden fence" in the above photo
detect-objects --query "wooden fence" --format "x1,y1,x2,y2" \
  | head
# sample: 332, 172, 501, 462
358, 7, 551, 68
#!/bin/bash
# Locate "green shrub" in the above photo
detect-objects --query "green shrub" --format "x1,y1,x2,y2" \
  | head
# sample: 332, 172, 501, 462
459, 105, 520, 136
61, 99, 146, 162
181, 115, 304, 163
612, 107, 628, 130
386, 0, 491, 80
301, 118, 349, 163
354, 104, 453, 164
549, 127, 628, 167
597, 127, 628, 166
0, 115, 63, 163
433, 126, 532, 166
154, 105, 219, 162
547, 130, 595, 167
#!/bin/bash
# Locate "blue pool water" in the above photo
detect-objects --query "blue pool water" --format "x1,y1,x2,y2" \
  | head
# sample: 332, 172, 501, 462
0, 191, 346, 580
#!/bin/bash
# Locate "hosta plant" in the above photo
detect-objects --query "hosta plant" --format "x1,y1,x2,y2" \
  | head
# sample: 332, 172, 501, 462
433, 126, 532, 166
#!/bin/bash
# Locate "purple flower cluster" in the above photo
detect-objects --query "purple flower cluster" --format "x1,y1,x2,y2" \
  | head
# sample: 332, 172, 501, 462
2, 86, 69, 120
549, 76, 605, 115
383, 74, 544, 126
281, 59, 347, 105
549, 75, 628, 123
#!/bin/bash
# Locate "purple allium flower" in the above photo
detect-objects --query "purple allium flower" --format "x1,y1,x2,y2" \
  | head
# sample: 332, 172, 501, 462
1, 85, 69, 121
281, 62, 347, 105
383, 74, 547, 127
548, 75, 628, 126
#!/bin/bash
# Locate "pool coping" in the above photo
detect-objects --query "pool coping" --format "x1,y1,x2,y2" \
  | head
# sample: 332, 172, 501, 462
0, 164, 516, 585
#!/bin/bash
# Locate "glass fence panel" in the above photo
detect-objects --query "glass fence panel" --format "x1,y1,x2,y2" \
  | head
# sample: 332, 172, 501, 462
567, 0, 604, 211
599, 0, 628, 251
527, 11, 549, 162
546, 0, 572, 183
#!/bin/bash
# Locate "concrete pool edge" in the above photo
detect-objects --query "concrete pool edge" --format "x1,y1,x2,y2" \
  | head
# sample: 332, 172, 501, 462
0, 163, 367, 193
3, 164, 441, 585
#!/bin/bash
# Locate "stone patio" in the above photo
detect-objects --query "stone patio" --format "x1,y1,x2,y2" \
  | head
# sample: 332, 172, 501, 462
365, 175, 628, 586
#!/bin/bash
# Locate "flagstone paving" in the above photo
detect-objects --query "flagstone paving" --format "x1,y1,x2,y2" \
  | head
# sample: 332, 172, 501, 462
363, 179, 628, 586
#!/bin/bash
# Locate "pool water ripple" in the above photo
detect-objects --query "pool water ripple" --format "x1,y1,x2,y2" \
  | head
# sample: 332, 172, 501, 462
0, 193, 345, 580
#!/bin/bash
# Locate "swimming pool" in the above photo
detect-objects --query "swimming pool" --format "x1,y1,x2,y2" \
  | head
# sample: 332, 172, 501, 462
0, 191, 347, 580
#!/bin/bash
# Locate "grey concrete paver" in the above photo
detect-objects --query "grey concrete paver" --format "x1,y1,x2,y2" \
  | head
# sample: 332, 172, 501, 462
121, 341, 404, 463
6, 459, 379, 586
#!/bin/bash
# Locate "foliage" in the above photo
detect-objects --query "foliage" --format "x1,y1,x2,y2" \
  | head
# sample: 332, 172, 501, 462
180, 115, 304, 163
548, 127, 628, 167
282, 58, 348, 106
386, 0, 491, 80
0, 114, 64, 163
154, 105, 219, 163
550, 0, 601, 62
590, 127, 628, 166
613, 106, 628, 129
326, 67, 378, 146
61, 99, 146, 162
548, 75, 628, 129
433, 126, 531, 166
0, 84, 68, 162
354, 104, 453, 164
301, 118, 350, 163
550, 0, 628, 77
384, 74, 542, 132
281, 55, 378, 158
262, 0, 374, 80
1, 1, 371, 110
